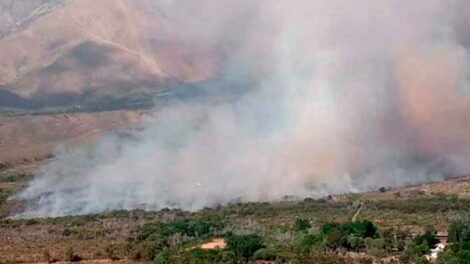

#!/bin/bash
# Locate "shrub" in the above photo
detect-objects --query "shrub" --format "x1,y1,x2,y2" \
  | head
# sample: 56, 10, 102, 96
321, 222, 341, 235
130, 240, 167, 261
135, 222, 166, 241
321, 220, 377, 239
364, 237, 386, 257
220, 250, 237, 264
293, 218, 311, 232
436, 252, 460, 264
347, 234, 365, 251
65, 247, 82, 262
381, 228, 409, 252
414, 230, 439, 249
131, 217, 224, 261
303, 197, 315, 203
346, 220, 378, 238
181, 248, 223, 264
160, 218, 224, 238
253, 248, 277, 261
300, 249, 346, 264
415, 256, 431, 264
324, 228, 344, 249
459, 250, 470, 263
320, 220, 378, 250
297, 234, 323, 252
225, 233, 265, 259
444, 221, 470, 263
401, 241, 429, 262
154, 250, 171, 264
448, 221, 470, 245
104, 244, 121, 260
0, 188, 14, 207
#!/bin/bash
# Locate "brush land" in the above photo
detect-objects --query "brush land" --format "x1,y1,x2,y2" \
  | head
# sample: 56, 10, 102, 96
2, 160, 470, 263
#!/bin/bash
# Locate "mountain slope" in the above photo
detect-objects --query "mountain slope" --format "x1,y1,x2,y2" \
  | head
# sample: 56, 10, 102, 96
0, 0, 219, 110
0, 110, 148, 164
0, 0, 65, 38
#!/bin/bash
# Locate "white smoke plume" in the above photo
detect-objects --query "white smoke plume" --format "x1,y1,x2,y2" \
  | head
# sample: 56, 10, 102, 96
14, 0, 470, 217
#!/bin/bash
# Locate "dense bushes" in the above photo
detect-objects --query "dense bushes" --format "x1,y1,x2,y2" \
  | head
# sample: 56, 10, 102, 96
437, 221, 470, 263
413, 230, 440, 249
131, 216, 272, 263
179, 248, 225, 264
162, 218, 225, 237
130, 217, 225, 261
296, 233, 323, 252
137, 217, 224, 241
225, 233, 265, 259
448, 221, 470, 246
321, 220, 377, 238
293, 218, 311, 232
320, 220, 377, 250
131, 217, 270, 263
399, 228, 438, 262
117, 215, 470, 263
253, 248, 277, 261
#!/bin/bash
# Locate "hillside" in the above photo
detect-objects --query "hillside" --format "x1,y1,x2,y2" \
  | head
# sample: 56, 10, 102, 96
2, 169, 470, 263
0, 110, 149, 164
0, 0, 219, 111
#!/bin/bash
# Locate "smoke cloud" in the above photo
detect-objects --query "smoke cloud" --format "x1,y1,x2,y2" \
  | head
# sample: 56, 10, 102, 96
14, 0, 470, 217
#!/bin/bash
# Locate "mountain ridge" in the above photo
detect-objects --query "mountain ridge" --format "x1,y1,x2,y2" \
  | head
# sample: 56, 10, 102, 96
0, 0, 219, 111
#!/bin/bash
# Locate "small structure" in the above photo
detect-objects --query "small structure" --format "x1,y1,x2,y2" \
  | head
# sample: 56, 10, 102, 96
436, 231, 448, 242
429, 243, 446, 260
426, 232, 448, 261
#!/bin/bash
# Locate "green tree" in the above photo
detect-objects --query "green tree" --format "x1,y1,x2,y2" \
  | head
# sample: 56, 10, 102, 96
347, 220, 377, 238
449, 221, 470, 247
401, 241, 429, 263
414, 230, 439, 249
436, 252, 460, 264
459, 250, 470, 264
225, 233, 265, 259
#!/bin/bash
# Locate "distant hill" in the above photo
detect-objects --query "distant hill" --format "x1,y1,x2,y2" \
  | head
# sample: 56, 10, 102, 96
0, 109, 148, 163
0, 0, 219, 111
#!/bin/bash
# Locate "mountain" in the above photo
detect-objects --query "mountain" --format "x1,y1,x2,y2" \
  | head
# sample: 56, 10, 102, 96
0, 0, 219, 111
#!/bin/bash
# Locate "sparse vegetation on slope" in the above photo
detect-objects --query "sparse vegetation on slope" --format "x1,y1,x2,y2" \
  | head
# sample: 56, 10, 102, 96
1, 176, 470, 263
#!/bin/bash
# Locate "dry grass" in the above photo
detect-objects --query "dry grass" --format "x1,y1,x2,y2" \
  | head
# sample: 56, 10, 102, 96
0, 215, 143, 263
0, 110, 147, 164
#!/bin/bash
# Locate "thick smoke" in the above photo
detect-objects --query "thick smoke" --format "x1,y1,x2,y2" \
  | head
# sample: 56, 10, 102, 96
14, 0, 470, 217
